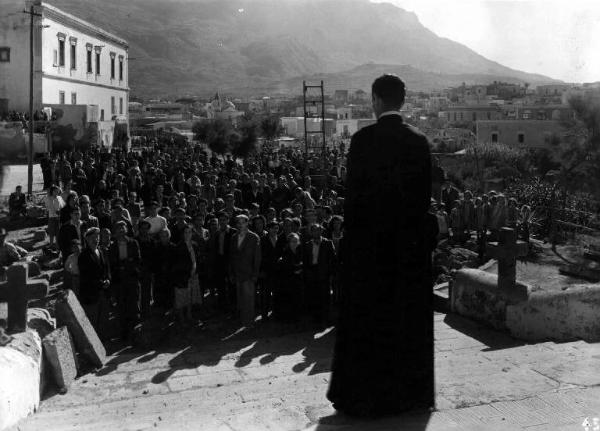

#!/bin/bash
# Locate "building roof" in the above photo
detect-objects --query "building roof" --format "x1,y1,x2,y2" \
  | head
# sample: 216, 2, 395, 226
40, 1, 128, 48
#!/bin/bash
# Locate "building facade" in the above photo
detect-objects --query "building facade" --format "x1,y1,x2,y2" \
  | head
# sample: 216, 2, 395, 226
0, 0, 129, 148
439, 106, 504, 123
476, 120, 565, 148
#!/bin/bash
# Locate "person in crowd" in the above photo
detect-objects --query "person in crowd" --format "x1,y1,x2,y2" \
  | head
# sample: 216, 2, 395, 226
44, 185, 65, 249
93, 199, 112, 231
99, 227, 112, 254
78, 227, 110, 340
489, 194, 507, 241
154, 228, 175, 315
126, 191, 143, 228
144, 201, 167, 237
60, 191, 79, 225
108, 221, 141, 341
213, 211, 237, 312
436, 204, 449, 242
0, 228, 27, 275
520, 204, 532, 242
136, 220, 155, 318
507, 197, 519, 229
259, 220, 282, 321
274, 232, 303, 322
64, 239, 81, 296
250, 215, 268, 238
449, 200, 463, 245
58, 206, 83, 263
170, 207, 189, 244
172, 224, 201, 326
303, 223, 336, 326
229, 215, 261, 326
79, 195, 99, 233
8, 185, 27, 219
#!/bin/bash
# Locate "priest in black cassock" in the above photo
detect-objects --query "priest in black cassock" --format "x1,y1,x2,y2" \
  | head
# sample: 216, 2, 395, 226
327, 74, 437, 417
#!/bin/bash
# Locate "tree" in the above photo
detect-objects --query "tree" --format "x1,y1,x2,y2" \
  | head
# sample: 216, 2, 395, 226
260, 116, 282, 143
192, 121, 211, 142
206, 119, 234, 155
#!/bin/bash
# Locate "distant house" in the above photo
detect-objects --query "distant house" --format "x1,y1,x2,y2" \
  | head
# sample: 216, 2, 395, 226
335, 118, 376, 138
334, 90, 349, 105
280, 117, 335, 138
476, 120, 565, 148
439, 106, 504, 123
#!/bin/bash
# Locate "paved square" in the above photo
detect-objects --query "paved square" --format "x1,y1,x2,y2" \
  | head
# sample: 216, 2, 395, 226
12, 313, 600, 431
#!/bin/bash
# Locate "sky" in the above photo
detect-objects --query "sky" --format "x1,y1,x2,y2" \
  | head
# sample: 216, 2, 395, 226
371, 0, 600, 83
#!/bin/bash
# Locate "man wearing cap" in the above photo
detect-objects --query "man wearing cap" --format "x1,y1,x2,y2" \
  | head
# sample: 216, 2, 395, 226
79, 227, 110, 339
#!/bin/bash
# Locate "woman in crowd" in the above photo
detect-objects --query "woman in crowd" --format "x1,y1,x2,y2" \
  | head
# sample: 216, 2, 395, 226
59, 191, 79, 225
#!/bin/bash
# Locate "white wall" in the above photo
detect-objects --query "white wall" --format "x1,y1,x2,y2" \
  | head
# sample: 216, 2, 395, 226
0, 0, 43, 112
42, 77, 127, 121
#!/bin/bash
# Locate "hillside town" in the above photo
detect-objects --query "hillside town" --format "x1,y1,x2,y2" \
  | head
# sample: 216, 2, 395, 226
2, 1, 600, 431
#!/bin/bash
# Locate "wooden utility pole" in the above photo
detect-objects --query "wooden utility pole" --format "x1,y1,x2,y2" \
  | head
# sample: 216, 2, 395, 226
23, 6, 42, 196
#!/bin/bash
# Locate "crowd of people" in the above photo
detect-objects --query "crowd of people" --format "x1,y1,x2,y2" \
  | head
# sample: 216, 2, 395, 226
432, 183, 533, 255
37, 141, 348, 342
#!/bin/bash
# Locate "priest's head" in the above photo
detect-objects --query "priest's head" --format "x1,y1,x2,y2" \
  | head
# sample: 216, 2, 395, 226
371, 74, 406, 119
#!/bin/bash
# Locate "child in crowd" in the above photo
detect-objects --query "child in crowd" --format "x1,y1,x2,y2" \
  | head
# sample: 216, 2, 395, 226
436, 203, 449, 241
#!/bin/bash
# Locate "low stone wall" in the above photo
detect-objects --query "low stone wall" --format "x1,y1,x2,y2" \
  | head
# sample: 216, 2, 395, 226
451, 267, 600, 342
507, 284, 600, 342
450, 268, 529, 330
0, 330, 42, 430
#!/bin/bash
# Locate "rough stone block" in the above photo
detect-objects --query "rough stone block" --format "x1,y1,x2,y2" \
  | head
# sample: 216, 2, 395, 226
27, 307, 56, 339
0, 331, 42, 430
43, 326, 78, 393
55, 290, 106, 368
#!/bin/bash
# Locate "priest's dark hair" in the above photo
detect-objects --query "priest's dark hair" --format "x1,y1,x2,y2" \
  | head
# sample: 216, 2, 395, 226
371, 74, 406, 109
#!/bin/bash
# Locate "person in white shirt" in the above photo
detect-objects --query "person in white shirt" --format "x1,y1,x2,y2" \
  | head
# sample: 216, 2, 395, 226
143, 201, 167, 237
43, 185, 65, 249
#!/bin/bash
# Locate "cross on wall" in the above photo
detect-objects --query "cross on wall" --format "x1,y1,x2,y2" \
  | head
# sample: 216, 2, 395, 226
0, 263, 49, 334
487, 227, 528, 291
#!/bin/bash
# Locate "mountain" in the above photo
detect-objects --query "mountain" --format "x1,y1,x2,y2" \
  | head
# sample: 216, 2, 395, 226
271, 63, 552, 94
45, 0, 560, 97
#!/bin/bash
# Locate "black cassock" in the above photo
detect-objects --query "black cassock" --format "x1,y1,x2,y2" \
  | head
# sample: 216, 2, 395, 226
327, 114, 435, 416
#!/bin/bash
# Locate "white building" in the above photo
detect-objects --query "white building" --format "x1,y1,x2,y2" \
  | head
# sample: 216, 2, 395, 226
335, 118, 376, 138
0, 0, 129, 148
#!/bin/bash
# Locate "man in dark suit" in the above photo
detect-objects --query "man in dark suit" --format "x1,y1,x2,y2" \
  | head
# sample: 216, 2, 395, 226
229, 215, 261, 326
327, 74, 435, 417
213, 211, 237, 312
108, 221, 141, 341
78, 227, 110, 340
303, 224, 336, 325
259, 220, 283, 320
